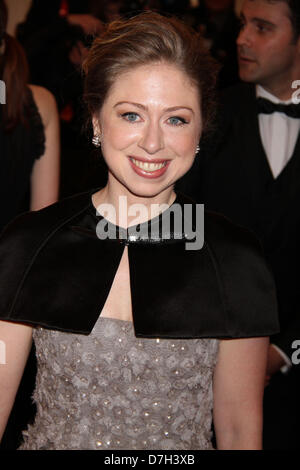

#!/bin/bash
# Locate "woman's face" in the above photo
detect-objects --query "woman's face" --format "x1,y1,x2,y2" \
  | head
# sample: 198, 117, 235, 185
94, 62, 202, 199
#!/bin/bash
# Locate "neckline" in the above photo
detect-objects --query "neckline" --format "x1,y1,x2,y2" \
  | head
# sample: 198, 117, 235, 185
89, 188, 180, 233
100, 315, 133, 325
89, 188, 182, 237
85, 188, 198, 245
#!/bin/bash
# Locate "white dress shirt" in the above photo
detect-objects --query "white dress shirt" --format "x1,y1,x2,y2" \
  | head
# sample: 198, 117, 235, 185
256, 85, 299, 371
256, 85, 300, 179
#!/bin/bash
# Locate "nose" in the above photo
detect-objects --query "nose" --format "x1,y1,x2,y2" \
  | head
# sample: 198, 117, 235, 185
237, 24, 251, 48
138, 120, 164, 155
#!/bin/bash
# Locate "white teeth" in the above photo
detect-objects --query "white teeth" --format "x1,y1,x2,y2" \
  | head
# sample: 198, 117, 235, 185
131, 158, 167, 172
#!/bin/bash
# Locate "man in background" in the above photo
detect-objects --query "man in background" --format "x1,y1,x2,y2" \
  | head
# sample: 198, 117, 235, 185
178, 0, 300, 449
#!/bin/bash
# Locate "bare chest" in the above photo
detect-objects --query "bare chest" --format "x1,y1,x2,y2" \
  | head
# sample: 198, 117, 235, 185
100, 247, 133, 322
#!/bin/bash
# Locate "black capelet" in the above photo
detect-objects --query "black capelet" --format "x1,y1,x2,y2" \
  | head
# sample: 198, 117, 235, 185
0, 190, 279, 338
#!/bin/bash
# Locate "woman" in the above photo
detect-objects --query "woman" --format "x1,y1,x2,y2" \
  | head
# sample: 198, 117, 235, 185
0, 0, 60, 232
0, 0, 60, 449
0, 12, 278, 450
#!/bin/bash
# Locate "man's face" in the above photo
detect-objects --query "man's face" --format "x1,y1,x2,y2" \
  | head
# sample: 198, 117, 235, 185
237, 0, 300, 91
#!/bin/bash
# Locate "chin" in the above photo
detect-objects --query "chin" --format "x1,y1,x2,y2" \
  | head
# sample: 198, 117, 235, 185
124, 179, 175, 200
239, 67, 261, 84
127, 185, 170, 200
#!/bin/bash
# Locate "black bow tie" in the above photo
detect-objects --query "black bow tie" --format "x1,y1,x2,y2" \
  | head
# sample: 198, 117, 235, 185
256, 97, 300, 118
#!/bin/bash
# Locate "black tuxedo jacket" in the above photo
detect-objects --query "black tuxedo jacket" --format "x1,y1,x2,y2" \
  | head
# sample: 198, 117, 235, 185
0, 189, 279, 339
178, 83, 300, 359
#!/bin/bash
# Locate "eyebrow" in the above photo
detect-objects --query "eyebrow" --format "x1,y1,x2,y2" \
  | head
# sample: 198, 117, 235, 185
114, 101, 194, 113
240, 13, 276, 28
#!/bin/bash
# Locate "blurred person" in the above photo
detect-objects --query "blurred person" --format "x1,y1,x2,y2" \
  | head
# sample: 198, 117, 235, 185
178, 0, 300, 449
0, 0, 60, 231
160, 0, 190, 14
5, 0, 32, 36
0, 0, 59, 449
144, 0, 163, 11
192, 0, 240, 87
105, 0, 124, 22
235, 0, 244, 14
17, 1, 103, 98
17, 0, 105, 198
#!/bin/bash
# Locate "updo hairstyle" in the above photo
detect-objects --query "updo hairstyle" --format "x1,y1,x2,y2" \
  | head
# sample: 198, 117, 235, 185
83, 11, 219, 133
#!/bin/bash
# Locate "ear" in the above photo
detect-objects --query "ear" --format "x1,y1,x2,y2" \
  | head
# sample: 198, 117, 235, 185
92, 116, 101, 136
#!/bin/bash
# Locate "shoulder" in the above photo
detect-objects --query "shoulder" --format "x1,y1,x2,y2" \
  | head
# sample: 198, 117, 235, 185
203, 83, 256, 149
204, 209, 270, 280
0, 190, 95, 251
178, 193, 279, 337
220, 82, 256, 115
203, 210, 279, 337
221, 82, 255, 103
178, 191, 279, 337
205, 209, 261, 253
28, 84, 58, 127
179, 191, 269, 259
0, 189, 96, 323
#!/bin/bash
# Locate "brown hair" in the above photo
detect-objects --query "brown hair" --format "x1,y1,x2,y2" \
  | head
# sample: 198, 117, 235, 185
253, 1, 300, 39
0, 0, 30, 132
83, 11, 219, 133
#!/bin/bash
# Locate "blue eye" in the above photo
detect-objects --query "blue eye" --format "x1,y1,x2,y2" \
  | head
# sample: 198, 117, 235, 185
168, 116, 187, 126
122, 112, 140, 122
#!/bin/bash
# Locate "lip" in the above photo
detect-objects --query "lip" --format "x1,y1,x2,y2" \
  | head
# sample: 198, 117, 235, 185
129, 155, 170, 164
238, 55, 256, 63
128, 156, 171, 179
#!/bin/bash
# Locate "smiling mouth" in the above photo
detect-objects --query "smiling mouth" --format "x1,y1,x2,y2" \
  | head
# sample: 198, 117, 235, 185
130, 157, 168, 172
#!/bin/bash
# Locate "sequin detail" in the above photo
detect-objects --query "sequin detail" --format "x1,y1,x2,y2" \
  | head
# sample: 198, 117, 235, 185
20, 317, 219, 450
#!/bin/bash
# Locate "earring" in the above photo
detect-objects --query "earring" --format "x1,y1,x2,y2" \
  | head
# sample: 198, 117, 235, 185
92, 134, 101, 148
195, 145, 200, 155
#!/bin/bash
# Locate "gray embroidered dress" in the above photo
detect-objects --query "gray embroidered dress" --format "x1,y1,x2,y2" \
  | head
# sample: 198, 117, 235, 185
20, 316, 219, 450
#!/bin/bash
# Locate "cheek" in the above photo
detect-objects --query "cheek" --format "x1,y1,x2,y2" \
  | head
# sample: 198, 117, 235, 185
104, 128, 132, 150
261, 48, 291, 73
253, 38, 273, 57
101, 116, 141, 150
261, 36, 293, 63
169, 131, 199, 156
